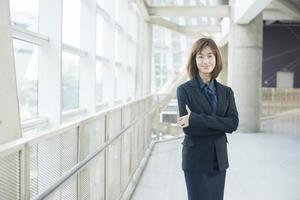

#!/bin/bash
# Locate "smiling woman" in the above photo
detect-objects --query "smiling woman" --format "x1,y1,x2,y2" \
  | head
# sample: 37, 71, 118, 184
177, 37, 239, 200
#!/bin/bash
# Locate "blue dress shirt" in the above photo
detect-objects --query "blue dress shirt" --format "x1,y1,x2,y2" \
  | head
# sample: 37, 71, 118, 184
196, 75, 218, 115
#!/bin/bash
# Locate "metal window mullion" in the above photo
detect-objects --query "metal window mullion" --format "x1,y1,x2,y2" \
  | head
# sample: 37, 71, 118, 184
62, 44, 88, 56
97, 5, 113, 23
12, 25, 49, 45
21, 117, 48, 133
96, 55, 110, 63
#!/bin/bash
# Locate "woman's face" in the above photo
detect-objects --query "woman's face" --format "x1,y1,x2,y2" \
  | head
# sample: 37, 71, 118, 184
196, 46, 216, 76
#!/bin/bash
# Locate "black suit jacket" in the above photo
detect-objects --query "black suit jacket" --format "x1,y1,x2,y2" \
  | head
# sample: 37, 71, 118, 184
177, 79, 239, 172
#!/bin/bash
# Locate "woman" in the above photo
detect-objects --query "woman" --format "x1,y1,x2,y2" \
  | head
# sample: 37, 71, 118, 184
177, 38, 239, 200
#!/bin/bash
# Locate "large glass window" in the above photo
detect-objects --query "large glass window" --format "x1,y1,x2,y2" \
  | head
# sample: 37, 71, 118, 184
62, 0, 80, 47
96, 61, 103, 103
13, 39, 39, 121
62, 52, 80, 111
97, 0, 104, 7
115, 29, 120, 62
10, 0, 39, 31
96, 15, 104, 57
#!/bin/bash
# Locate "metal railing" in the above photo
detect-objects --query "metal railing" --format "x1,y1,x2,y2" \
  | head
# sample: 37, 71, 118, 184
0, 95, 160, 200
262, 87, 300, 117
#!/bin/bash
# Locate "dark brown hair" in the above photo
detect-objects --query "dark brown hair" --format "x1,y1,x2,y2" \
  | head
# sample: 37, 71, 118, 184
186, 38, 223, 80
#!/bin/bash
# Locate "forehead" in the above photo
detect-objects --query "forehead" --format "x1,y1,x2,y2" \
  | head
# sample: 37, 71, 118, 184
197, 46, 214, 55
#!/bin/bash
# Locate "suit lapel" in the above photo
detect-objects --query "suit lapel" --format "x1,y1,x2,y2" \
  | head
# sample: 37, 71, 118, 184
188, 79, 212, 114
215, 81, 225, 116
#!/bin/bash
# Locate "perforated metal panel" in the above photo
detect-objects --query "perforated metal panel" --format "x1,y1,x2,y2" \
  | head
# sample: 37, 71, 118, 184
121, 129, 131, 192
43, 174, 77, 200
106, 139, 121, 200
80, 117, 105, 161
79, 153, 105, 200
0, 151, 20, 200
30, 128, 78, 199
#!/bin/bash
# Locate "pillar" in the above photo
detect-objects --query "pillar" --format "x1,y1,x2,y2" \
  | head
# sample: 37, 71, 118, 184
228, 14, 263, 132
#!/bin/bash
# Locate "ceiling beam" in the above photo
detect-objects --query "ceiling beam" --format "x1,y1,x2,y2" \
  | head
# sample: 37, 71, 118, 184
263, 9, 300, 21
271, 0, 300, 18
150, 17, 179, 32
130, 0, 151, 21
149, 5, 229, 17
179, 25, 221, 33
213, 17, 230, 47
151, 17, 221, 34
233, 0, 272, 24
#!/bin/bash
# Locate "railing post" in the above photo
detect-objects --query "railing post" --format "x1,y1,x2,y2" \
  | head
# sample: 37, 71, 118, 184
104, 112, 109, 200
76, 124, 81, 200
21, 144, 30, 200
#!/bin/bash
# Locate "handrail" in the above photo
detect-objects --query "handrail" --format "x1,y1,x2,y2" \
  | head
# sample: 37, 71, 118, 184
0, 94, 156, 157
33, 108, 156, 200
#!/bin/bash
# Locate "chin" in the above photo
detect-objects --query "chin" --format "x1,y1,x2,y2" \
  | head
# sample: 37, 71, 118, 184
201, 70, 213, 74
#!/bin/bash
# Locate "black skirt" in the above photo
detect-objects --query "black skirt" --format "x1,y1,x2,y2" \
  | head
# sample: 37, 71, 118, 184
184, 170, 226, 200
183, 147, 226, 200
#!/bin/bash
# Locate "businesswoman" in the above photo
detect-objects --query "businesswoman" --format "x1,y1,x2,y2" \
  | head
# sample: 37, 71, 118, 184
177, 38, 239, 200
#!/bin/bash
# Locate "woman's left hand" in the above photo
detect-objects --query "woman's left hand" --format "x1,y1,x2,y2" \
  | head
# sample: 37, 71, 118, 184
177, 105, 191, 128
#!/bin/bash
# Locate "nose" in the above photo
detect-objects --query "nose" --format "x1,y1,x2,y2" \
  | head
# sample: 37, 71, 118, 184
203, 57, 209, 65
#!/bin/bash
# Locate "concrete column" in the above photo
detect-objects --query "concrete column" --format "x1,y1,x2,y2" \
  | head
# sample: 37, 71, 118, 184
228, 13, 263, 132
0, 0, 22, 144
218, 44, 228, 85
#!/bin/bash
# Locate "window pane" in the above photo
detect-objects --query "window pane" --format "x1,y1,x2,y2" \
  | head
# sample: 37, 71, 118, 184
96, 61, 103, 103
115, 29, 119, 62
13, 39, 38, 121
63, 0, 80, 47
173, 52, 182, 63
97, 0, 104, 7
62, 52, 80, 111
10, 0, 39, 31
96, 15, 104, 56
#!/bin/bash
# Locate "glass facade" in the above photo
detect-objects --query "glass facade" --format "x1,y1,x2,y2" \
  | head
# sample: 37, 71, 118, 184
13, 39, 39, 121
62, 52, 80, 111
9, 0, 145, 132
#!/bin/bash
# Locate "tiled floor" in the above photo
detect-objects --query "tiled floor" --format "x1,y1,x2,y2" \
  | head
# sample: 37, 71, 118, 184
131, 132, 300, 200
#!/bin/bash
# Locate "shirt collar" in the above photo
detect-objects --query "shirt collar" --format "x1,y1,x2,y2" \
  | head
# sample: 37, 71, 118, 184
196, 74, 215, 91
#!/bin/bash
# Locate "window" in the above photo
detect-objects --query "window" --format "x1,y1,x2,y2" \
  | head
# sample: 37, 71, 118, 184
13, 39, 39, 121
62, 52, 80, 111
10, 0, 39, 31
115, 29, 120, 62
173, 52, 182, 64
62, 0, 80, 47
96, 61, 103, 103
96, 15, 104, 57
97, 0, 104, 7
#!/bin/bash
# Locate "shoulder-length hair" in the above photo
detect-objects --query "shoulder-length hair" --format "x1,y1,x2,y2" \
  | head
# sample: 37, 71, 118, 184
186, 38, 223, 80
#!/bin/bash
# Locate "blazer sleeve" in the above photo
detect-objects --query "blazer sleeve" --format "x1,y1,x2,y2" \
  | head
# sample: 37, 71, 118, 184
188, 88, 239, 133
176, 85, 189, 117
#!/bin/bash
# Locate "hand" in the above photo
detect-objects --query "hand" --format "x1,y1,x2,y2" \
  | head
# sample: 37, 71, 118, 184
177, 105, 191, 128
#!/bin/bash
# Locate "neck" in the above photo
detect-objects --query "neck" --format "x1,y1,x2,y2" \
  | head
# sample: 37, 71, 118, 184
199, 73, 211, 84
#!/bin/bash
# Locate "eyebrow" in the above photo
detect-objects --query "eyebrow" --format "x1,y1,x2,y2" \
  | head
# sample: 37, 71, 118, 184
197, 52, 214, 55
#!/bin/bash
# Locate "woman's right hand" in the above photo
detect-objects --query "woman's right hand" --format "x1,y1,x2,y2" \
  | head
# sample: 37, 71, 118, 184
177, 105, 191, 128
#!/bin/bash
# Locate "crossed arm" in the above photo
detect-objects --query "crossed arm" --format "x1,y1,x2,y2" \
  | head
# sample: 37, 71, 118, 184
176, 86, 239, 134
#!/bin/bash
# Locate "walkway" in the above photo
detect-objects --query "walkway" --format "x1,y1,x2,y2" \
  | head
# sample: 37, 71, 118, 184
132, 132, 300, 200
